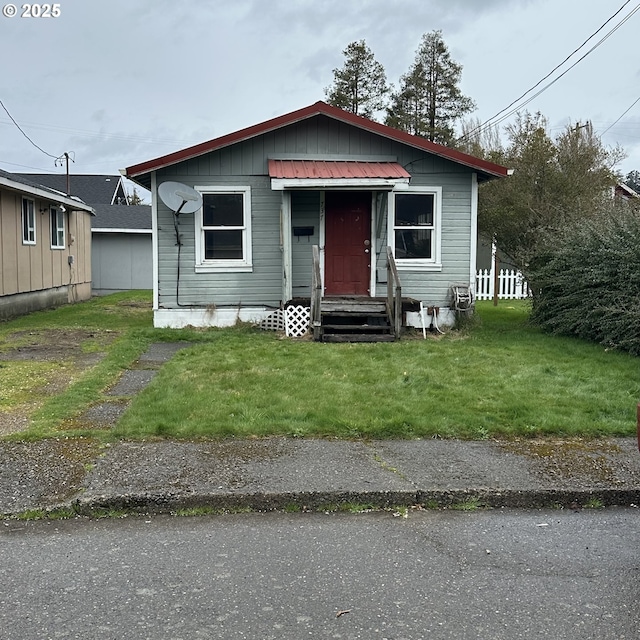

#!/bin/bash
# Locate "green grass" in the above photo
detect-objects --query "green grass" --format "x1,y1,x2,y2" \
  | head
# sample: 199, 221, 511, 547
112, 300, 638, 440
2, 294, 639, 441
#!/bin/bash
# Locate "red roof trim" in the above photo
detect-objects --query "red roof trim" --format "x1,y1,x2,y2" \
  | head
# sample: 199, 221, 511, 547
125, 101, 510, 180
268, 159, 411, 180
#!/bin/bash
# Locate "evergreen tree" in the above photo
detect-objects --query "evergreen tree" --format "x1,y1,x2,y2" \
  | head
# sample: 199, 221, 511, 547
385, 30, 475, 144
324, 40, 389, 120
127, 187, 146, 205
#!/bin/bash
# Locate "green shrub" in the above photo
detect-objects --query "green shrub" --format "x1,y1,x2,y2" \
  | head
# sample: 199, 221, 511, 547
528, 203, 640, 355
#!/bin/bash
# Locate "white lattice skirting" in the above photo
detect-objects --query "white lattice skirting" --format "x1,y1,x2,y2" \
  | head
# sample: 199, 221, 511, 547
259, 309, 286, 332
259, 306, 310, 337
284, 305, 310, 337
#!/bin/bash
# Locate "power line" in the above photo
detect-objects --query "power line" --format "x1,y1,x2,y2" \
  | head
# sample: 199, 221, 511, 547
599, 95, 640, 136
461, 1, 640, 141
0, 159, 61, 172
0, 99, 59, 159
0, 116, 203, 147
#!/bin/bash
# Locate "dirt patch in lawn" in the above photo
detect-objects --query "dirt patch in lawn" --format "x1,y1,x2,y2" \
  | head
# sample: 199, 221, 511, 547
0, 329, 118, 436
0, 328, 115, 362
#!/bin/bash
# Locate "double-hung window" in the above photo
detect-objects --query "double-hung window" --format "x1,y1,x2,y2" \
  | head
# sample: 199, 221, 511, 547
195, 186, 252, 272
50, 206, 65, 249
389, 187, 441, 269
22, 198, 36, 245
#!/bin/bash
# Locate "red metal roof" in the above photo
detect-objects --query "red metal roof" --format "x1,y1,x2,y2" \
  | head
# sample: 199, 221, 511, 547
268, 159, 411, 180
125, 101, 511, 181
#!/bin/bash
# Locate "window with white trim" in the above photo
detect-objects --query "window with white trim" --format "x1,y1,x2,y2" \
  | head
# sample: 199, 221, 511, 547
195, 186, 252, 272
50, 206, 65, 249
22, 198, 36, 245
389, 187, 442, 269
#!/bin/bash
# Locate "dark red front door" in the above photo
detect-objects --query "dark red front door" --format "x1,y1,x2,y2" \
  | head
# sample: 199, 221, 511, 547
324, 192, 371, 296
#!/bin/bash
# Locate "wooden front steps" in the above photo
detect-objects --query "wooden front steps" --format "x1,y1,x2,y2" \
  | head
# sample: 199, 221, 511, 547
317, 298, 394, 343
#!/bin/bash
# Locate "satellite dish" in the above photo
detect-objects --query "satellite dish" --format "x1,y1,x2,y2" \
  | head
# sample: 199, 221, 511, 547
158, 181, 202, 215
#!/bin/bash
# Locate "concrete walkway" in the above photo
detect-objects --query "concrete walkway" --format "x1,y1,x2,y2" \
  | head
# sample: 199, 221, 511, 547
1, 344, 640, 517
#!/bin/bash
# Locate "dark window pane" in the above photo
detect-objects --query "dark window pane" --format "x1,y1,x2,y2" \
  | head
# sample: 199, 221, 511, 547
204, 230, 243, 260
203, 193, 243, 227
22, 199, 34, 242
395, 229, 432, 259
23, 204, 29, 239
395, 193, 434, 226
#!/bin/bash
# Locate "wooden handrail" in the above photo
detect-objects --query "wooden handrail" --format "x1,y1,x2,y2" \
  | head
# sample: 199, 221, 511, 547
310, 245, 322, 340
386, 246, 402, 338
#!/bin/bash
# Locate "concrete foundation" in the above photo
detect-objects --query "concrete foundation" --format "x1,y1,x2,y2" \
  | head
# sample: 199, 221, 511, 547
0, 284, 91, 321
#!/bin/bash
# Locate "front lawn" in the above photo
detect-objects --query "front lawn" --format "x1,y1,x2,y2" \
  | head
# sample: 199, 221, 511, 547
3, 295, 637, 441
111, 301, 638, 440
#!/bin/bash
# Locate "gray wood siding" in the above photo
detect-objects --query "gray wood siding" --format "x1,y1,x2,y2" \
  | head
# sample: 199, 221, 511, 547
156, 174, 283, 309
291, 191, 320, 296
154, 114, 475, 310
399, 173, 473, 306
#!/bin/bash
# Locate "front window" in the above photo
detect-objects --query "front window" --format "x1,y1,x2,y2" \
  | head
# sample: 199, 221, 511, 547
195, 186, 252, 272
394, 193, 435, 259
389, 187, 441, 268
22, 198, 35, 245
50, 206, 65, 249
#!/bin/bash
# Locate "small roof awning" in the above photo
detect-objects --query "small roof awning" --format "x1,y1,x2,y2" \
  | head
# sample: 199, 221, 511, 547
269, 159, 411, 190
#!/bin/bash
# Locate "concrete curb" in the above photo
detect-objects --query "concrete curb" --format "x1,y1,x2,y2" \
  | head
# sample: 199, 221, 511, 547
20, 487, 636, 519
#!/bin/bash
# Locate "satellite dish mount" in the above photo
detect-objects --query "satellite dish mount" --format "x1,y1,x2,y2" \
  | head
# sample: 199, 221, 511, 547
157, 182, 204, 305
158, 181, 203, 250
158, 181, 203, 216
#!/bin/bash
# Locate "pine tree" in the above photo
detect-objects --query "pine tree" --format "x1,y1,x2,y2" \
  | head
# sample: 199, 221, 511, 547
386, 31, 475, 144
324, 40, 389, 120
127, 187, 145, 205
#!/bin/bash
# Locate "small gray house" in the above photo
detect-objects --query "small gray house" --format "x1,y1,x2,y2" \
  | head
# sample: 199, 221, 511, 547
125, 101, 509, 339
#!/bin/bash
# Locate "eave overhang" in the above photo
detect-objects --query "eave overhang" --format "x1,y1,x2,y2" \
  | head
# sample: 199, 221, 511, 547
0, 175, 95, 214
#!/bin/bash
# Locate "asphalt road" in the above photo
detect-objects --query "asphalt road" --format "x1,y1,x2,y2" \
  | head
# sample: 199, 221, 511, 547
1, 508, 638, 639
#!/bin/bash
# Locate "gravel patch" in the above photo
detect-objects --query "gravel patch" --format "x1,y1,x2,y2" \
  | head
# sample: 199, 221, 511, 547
0, 438, 102, 513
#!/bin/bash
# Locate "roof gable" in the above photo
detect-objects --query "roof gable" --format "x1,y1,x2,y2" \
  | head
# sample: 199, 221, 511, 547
125, 101, 510, 182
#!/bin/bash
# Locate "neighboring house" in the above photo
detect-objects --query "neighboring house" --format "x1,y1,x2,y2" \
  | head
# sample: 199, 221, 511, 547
125, 101, 509, 333
16, 173, 129, 205
0, 170, 94, 320
91, 204, 152, 293
614, 182, 640, 201
476, 235, 518, 272
16, 173, 153, 293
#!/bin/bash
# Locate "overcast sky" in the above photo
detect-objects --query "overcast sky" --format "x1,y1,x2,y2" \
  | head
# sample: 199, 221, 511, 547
1, 0, 638, 197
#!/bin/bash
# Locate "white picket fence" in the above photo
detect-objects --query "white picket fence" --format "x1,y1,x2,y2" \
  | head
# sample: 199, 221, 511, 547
475, 269, 530, 300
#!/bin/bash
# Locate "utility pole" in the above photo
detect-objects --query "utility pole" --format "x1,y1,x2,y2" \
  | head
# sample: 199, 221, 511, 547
56, 152, 74, 195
